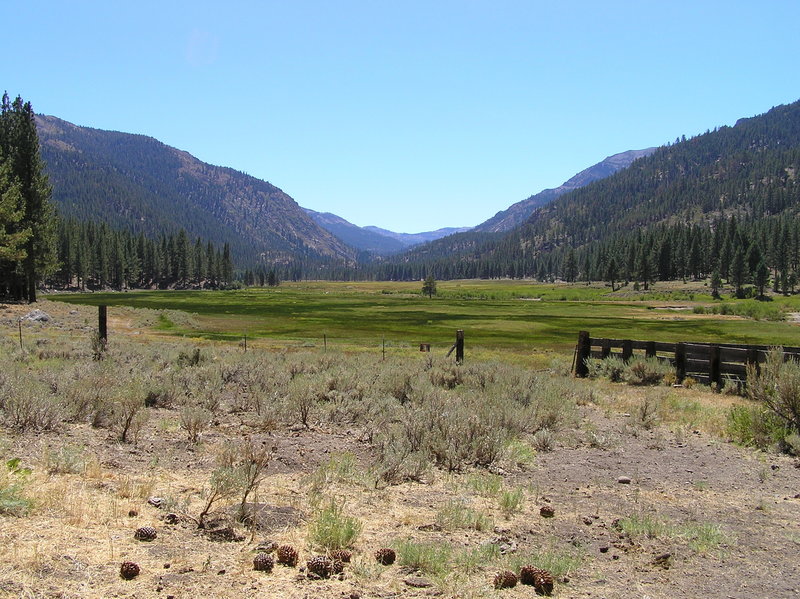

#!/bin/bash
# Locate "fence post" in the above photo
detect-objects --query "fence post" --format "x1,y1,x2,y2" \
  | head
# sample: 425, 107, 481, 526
601, 338, 611, 359
746, 348, 760, 378
455, 329, 464, 364
675, 342, 686, 383
98, 305, 108, 345
575, 331, 591, 377
622, 339, 632, 362
645, 341, 656, 359
709, 345, 721, 390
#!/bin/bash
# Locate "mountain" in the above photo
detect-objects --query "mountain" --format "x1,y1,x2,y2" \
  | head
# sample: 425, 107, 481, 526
374, 100, 800, 282
473, 148, 656, 232
305, 208, 471, 254
362, 225, 472, 248
35, 115, 355, 267
304, 209, 406, 254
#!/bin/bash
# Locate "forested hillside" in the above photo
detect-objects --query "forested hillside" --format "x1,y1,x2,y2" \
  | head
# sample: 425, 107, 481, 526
36, 116, 356, 267
376, 101, 800, 289
473, 147, 655, 233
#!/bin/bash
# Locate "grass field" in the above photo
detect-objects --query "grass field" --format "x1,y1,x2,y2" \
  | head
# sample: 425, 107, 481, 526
48, 280, 800, 362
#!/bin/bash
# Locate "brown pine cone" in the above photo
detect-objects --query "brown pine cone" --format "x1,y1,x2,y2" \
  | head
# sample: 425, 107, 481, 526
276, 544, 299, 567
493, 569, 518, 589
120, 561, 140, 580
374, 547, 396, 566
134, 526, 157, 541
253, 553, 274, 572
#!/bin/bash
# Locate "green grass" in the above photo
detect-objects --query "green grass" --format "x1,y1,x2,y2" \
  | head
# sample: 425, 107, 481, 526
48, 280, 800, 357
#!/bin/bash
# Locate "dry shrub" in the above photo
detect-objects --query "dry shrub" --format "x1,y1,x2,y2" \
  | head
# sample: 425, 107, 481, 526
747, 348, 800, 436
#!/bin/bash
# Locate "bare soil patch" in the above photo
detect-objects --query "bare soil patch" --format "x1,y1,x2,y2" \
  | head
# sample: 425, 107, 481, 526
1, 301, 799, 598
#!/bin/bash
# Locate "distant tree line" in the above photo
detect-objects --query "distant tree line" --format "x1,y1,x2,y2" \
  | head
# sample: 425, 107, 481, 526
50, 219, 234, 290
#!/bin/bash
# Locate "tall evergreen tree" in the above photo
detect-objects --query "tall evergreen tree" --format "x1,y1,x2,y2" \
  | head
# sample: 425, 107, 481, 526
0, 93, 57, 301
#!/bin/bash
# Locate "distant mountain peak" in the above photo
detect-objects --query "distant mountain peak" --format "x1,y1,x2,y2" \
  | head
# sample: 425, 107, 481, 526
473, 147, 656, 233
304, 208, 469, 254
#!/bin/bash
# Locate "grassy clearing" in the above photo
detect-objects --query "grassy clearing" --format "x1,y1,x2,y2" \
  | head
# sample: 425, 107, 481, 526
48, 280, 800, 359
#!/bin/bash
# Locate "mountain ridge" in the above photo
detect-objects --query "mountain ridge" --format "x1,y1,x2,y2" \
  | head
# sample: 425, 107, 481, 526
473, 147, 656, 233
36, 115, 356, 267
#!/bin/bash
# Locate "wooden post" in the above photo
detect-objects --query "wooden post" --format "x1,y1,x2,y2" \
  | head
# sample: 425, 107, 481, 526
98, 305, 108, 345
382, 338, 385, 361
601, 338, 611, 359
323, 334, 327, 351
575, 331, 591, 377
455, 329, 464, 364
18, 320, 23, 351
746, 347, 760, 378
675, 343, 686, 383
243, 333, 247, 352
622, 339, 633, 362
709, 345, 721, 390
645, 341, 656, 359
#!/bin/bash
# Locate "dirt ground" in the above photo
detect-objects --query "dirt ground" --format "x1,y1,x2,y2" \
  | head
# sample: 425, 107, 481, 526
1, 301, 799, 598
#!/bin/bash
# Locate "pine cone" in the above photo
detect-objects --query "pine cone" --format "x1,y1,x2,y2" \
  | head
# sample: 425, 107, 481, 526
539, 505, 555, 518
330, 549, 352, 563
276, 544, 299, 567
519, 565, 554, 595
331, 559, 345, 574
134, 526, 157, 541
120, 561, 140, 580
493, 570, 518, 589
253, 553, 274, 572
374, 547, 396, 566
307, 555, 334, 579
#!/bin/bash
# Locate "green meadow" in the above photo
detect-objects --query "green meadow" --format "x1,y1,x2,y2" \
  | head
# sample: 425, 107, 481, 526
49, 280, 800, 361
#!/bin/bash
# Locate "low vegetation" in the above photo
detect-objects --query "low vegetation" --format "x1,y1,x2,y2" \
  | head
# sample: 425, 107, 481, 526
1, 296, 799, 598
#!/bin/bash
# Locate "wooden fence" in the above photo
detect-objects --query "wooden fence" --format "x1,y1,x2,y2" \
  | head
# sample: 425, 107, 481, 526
573, 330, 800, 387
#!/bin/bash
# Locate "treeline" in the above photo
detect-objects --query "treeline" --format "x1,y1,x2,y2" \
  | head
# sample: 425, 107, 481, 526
559, 213, 800, 296
50, 220, 235, 290
0, 93, 57, 301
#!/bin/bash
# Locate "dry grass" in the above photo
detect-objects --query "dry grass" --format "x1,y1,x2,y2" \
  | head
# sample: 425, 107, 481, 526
1, 299, 799, 598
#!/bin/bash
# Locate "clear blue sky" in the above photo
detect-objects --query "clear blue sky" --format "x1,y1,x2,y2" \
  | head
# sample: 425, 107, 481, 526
4, 1, 800, 232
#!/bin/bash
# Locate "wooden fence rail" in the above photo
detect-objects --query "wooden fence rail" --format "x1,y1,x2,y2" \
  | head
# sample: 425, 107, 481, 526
573, 330, 800, 388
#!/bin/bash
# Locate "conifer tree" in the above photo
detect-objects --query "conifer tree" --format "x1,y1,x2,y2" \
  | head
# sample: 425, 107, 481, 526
0, 93, 57, 301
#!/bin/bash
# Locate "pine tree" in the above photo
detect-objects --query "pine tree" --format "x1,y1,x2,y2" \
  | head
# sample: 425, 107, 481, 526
562, 248, 578, 283
0, 158, 30, 264
0, 93, 57, 301
422, 274, 437, 298
754, 260, 770, 298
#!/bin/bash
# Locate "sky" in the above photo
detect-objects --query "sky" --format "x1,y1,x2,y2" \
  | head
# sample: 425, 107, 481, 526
3, 1, 800, 233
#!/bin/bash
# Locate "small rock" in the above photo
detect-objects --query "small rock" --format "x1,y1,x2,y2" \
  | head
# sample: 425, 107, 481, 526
582, 516, 593, 525
652, 553, 673, 569
405, 576, 433, 588
128, 509, 138, 517
148, 497, 164, 508
21, 309, 51, 322
540, 505, 555, 518
599, 546, 609, 553
617, 476, 632, 484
